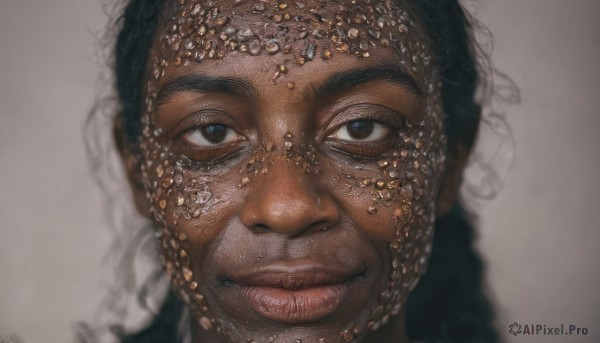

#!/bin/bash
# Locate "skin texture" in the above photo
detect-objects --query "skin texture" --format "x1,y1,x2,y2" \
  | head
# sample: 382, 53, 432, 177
117, 0, 466, 342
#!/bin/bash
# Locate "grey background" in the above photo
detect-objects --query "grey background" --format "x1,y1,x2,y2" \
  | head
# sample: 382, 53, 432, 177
1, 0, 599, 342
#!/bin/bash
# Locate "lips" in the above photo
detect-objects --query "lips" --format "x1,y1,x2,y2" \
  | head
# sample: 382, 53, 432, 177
225, 263, 361, 323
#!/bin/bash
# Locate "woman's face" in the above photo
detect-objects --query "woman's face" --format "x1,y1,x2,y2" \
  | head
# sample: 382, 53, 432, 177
132, 0, 447, 341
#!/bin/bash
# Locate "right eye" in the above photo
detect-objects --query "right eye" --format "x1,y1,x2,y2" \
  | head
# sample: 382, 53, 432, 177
181, 124, 241, 147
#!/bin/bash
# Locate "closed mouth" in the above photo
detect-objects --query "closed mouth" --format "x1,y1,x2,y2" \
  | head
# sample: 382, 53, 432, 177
222, 263, 365, 323
240, 282, 350, 322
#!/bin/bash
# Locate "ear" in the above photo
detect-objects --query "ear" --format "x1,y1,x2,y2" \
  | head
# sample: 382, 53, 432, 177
435, 141, 471, 216
113, 116, 151, 218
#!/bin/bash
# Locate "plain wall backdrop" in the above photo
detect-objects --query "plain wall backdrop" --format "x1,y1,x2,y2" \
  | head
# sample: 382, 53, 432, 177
1, 0, 599, 342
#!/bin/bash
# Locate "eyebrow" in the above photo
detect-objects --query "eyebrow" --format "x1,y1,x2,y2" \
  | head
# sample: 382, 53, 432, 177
156, 74, 258, 105
304, 65, 423, 102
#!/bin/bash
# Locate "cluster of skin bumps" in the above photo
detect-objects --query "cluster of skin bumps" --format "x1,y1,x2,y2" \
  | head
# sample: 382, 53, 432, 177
150, 0, 430, 84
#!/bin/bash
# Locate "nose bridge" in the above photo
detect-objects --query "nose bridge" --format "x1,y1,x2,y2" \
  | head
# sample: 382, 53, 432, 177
240, 151, 337, 236
268, 153, 313, 205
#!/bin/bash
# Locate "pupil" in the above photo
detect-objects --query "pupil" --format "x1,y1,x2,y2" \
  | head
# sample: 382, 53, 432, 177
201, 124, 227, 143
347, 120, 374, 139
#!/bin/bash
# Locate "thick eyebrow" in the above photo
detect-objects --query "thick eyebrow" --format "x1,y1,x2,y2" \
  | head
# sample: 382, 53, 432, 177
304, 65, 423, 102
156, 74, 258, 105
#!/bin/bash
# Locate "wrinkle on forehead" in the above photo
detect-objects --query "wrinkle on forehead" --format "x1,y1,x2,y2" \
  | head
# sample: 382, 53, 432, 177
150, 0, 434, 83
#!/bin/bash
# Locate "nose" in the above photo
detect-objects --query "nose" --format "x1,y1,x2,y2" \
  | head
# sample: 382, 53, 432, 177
240, 155, 339, 236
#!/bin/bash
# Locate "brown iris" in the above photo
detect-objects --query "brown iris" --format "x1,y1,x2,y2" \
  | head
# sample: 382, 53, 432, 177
346, 120, 374, 140
201, 124, 228, 144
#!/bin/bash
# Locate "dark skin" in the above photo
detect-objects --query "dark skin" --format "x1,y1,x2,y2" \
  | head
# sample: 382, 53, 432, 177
117, 2, 471, 342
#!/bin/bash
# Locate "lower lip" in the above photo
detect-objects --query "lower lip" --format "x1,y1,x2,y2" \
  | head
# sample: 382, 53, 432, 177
241, 283, 349, 323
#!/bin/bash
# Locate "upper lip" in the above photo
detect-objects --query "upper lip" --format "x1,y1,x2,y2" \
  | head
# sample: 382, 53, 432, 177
224, 261, 363, 289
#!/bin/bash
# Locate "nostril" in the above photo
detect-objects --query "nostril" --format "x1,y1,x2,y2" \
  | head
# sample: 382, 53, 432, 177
310, 220, 331, 233
253, 223, 270, 233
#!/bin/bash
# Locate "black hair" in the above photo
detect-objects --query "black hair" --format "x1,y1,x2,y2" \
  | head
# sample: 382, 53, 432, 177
114, 0, 166, 145
97, 0, 502, 342
406, 2, 498, 341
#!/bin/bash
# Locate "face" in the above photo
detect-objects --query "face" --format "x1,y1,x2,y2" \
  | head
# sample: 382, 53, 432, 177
130, 0, 447, 342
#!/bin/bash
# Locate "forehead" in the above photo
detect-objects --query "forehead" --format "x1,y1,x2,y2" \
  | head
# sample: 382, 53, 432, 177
151, 0, 433, 81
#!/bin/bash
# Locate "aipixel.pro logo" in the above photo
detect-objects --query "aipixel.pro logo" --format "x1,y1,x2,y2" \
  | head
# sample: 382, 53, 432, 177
508, 322, 589, 336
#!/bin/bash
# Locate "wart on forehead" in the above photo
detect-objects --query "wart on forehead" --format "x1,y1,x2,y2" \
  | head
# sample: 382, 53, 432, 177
153, 0, 430, 77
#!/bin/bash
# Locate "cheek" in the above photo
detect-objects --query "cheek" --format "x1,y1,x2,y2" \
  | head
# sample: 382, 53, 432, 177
322, 162, 436, 276
137, 131, 247, 315
321, 136, 440, 238
312, 126, 442, 331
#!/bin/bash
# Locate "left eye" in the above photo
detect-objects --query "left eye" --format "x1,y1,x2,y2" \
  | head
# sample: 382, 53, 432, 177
332, 119, 391, 142
181, 124, 240, 147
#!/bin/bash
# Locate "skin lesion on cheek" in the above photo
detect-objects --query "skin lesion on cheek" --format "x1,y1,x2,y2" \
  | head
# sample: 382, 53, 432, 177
322, 113, 446, 334
136, 124, 226, 331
